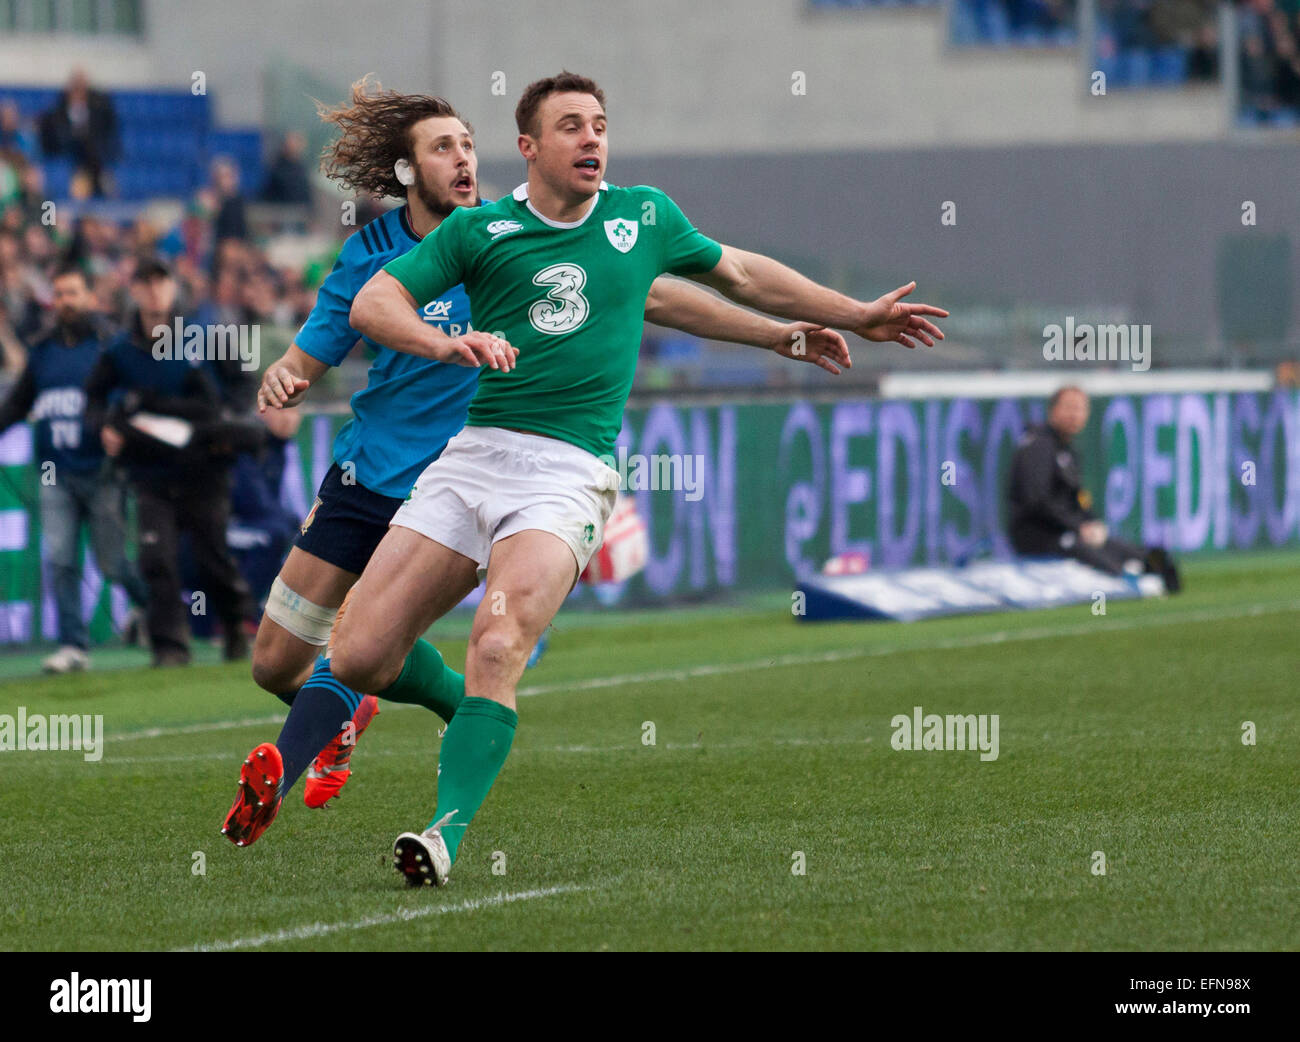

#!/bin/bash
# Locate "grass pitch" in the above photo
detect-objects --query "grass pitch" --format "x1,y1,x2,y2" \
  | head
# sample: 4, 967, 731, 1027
1, 551, 1296, 951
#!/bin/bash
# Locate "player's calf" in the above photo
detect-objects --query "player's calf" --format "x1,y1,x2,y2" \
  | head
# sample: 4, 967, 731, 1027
330, 639, 403, 699
250, 620, 319, 700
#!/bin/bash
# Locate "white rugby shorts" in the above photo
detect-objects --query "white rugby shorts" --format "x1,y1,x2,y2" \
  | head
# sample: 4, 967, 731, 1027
390, 426, 620, 580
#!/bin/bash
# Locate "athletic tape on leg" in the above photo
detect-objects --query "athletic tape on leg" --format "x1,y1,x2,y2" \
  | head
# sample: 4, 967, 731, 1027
265, 576, 338, 646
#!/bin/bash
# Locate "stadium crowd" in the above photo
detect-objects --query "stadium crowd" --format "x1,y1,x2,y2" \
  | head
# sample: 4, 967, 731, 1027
0, 76, 342, 671
0, 72, 350, 368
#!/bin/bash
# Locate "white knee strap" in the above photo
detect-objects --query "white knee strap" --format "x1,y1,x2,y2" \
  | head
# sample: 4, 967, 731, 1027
265, 576, 338, 646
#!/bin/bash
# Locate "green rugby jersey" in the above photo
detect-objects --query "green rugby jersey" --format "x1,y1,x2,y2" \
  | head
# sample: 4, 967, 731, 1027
383, 182, 722, 458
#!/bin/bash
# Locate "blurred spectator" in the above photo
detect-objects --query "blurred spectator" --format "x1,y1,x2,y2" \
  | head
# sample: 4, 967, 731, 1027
65, 215, 125, 289
1186, 17, 1221, 81
38, 69, 120, 198
0, 228, 46, 339
1149, 1, 1217, 63
1233, 0, 1300, 123
262, 131, 313, 204
1093, 0, 1220, 87
0, 100, 36, 161
1239, 0, 1280, 116
13, 163, 51, 228
226, 406, 303, 604
0, 264, 149, 671
211, 157, 249, 243
0, 300, 26, 384
84, 258, 258, 667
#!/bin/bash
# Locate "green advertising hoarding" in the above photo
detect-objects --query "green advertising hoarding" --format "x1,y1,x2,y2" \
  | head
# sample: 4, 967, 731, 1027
1, 389, 1297, 639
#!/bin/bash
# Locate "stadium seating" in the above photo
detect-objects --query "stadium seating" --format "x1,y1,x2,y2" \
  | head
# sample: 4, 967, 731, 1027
0, 84, 263, 202
950, 0, 1078, 48
815, 2, 1220, 93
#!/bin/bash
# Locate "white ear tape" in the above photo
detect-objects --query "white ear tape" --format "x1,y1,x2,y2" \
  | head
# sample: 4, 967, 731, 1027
394, 158, 415, 187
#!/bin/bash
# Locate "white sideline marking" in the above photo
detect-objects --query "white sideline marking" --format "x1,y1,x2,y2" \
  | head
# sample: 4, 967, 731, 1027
94, 598, 1298, 746
178, 884, 590, 952
105, 714, 285, 744
62, 735, 873, 766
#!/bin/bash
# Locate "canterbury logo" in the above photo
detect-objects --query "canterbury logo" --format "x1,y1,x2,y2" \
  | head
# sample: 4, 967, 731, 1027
487, 219, 523, 239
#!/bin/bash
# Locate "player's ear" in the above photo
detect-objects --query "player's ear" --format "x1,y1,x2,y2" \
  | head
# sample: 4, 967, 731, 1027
394, 158, 415, 187
517, 134, 535, 161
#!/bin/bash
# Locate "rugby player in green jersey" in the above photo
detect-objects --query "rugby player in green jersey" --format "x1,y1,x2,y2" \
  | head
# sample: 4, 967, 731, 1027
340, 71, 948, 886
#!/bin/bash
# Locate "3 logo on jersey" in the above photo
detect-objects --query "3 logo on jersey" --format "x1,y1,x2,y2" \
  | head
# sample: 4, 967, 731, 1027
519, 217, 639, 336
529, 263, 589, 335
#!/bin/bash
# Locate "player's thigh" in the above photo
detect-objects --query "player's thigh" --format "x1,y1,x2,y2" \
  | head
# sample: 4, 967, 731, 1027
331, 526, 479, 690
252, 547, 358, 692
470, 530, 579, 658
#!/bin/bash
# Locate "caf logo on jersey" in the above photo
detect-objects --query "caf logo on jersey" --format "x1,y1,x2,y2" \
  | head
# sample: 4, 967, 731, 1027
604, 218, 638, 254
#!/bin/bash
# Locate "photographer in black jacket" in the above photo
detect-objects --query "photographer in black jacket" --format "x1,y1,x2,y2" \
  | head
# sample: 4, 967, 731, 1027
85, 258, 261, 666
1008, 385, 1181, 592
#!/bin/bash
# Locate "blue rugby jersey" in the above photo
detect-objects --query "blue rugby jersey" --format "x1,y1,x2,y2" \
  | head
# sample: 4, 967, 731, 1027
295, 204, 483, 499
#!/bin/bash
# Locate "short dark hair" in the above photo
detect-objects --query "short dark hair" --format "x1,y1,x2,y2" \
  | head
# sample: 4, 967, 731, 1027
1048, 385, 1087, 411
515, 71, 605, 138
131, 256, 172, 283
51, 262, 88, 284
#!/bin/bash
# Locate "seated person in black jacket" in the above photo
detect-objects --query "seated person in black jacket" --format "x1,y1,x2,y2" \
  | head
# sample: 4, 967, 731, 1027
1008, 386, 1180, 592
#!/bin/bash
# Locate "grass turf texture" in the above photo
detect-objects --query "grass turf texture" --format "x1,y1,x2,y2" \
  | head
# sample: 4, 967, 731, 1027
1, 550, 1296, 951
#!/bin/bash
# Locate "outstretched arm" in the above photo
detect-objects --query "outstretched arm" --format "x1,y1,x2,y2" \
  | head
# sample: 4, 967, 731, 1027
689, 245, 948, 350
645, 276, 851, 375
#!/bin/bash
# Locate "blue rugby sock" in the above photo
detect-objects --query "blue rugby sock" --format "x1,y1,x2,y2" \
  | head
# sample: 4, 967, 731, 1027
274, 657, 362, 796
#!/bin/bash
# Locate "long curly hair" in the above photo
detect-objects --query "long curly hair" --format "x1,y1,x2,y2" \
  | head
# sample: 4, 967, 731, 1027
317, 75, 473, 199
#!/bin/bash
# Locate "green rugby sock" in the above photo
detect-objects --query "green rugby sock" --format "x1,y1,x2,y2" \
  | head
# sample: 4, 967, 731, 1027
376, 638, 465, 724
429, 696, 517, 864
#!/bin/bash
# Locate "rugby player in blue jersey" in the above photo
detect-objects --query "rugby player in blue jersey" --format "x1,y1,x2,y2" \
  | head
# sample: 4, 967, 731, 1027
221, 79, 852, 846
